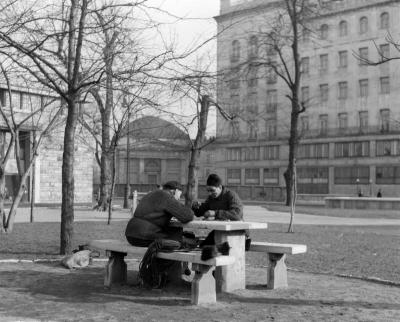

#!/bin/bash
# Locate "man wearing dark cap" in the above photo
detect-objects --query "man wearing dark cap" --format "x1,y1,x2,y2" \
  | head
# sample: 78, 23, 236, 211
125, 181, 194, 247
193, 173, 243, 221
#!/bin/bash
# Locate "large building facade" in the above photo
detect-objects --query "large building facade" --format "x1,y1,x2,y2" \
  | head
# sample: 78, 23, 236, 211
0, 85, 93, 205
203, 0, 400, 198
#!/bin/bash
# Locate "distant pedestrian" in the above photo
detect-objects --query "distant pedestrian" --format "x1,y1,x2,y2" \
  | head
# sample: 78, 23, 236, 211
358, 189, 363, 197
377, 189, 382, 198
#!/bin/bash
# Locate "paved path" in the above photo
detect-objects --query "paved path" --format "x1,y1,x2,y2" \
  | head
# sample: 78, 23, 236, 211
12, 205, 400, 226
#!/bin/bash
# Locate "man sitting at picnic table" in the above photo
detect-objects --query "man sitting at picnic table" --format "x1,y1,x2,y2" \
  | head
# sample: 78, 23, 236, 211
192, 173, 243, 221
125, 180, 194, 247
192, 174, 248, 257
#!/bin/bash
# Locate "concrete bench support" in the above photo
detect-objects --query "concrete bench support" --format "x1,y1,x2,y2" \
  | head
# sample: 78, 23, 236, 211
105, 250, 128, 287
249, 242, 307, 289
89, 239, 235, 305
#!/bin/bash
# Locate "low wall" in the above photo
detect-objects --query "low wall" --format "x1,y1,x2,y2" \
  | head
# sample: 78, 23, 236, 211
325, 197, 400, 210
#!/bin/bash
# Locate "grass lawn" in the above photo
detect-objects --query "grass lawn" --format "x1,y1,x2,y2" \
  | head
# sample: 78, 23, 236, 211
1, 220, 399, 283
263, 204, 400, 219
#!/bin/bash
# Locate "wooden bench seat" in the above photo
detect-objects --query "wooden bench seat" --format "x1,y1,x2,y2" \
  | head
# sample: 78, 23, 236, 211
249, 241, 307, 289
88, 239, 235, 305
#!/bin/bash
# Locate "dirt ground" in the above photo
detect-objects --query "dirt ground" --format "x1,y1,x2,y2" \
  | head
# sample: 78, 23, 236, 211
0, 261, 399, 322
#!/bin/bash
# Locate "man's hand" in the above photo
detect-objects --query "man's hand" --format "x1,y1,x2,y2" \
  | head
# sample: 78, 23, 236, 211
203, 210, 216, 220
192, 200, 201, 210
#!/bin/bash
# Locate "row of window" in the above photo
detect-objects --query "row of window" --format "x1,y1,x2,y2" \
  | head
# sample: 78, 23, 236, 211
301, 44, 389, 76
300, 109, 390, 135
226, 165, 400, 186
230, 12, 391, 63
0, 89, 58, 111
317, 12, 390, 41
301, 77, 389, 105
226, 139, 400, 161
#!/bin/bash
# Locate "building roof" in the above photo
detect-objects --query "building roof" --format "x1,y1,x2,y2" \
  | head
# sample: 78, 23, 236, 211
125, 116, 188, 140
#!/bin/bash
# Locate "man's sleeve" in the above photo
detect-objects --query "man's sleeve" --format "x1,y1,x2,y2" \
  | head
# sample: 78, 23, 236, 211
193, 198, 210, 217
215, 191, 243, 221
164, 197, 194, 223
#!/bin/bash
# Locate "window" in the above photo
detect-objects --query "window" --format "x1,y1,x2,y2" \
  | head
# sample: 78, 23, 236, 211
359, 47, 368, 65
359, 111, 368, 131
319, 114, 328, 135
320, 84, 329, 102
380, 12, 389, 29
338, 113, 348, 129
247, 66, 258, 88
226, 147, 241, 161
266, 119, 277, 138
230, 120, 241, 139
230, 94, 240, 115
338, 50, 348, 68
335, 142, 370, 158
359, 16, 368, 34
231, 40, 240, 63
376, 140, 400, 156
245, 168, 259, 185
266, 66, 277, 84
319, 54, 328, 73
248, 36, 258, 59
380, 44, 390, 60
247, 119, 258, 139
320, 24, 329, 39
302, 28, 311, 42
244, 146, 260, 160
266, 90, 277, 113
334, 166, 369, 184
301, 57, 309, 75
380, 109, 390, 132
380, 77, 390, 94
0, 90, 6, 106
376, 166, 400, 184
300, 115, 309, 133
339, 20, 348, 37
229, 67, 240, 90
298, 167, 328, 184
301, 86, 310, 107
263, 145, 279, 160
338, 82, 348, 100
298, 143, 329, 159
227, 168, 241, 185
359, 79, 369, 97
11, 91, 21, 109
263, 168, 279, 185
247, 92, 257, 115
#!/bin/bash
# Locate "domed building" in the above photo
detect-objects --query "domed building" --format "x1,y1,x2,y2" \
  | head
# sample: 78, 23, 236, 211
98, 116, 191, 194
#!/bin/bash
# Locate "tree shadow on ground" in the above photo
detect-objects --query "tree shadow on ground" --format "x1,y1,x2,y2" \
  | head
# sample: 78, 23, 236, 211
0, 263, 192, 308
224, 285, 400, 310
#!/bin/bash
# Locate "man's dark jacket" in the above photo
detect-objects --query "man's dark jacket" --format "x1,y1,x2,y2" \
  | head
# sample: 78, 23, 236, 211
125, 189, 194, 242
193, 187, 243, 221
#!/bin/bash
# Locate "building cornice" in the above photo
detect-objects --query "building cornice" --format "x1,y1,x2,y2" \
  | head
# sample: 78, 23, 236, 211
214, 0, 399, 24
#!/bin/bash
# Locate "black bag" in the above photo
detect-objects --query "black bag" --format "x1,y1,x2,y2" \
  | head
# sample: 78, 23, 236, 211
138, 239, 181, 289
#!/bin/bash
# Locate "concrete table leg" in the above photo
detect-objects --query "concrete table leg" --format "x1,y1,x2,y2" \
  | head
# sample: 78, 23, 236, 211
267, 253, 288, 289
104, 251, 127, 287
214, 230, 245, 292
191, 264, 216, 305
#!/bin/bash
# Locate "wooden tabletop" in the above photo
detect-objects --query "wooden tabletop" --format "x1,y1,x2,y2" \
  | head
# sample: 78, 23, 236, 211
171, 220, 267, 231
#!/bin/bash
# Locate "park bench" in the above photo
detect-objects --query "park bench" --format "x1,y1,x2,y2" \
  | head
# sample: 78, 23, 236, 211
88, 239, 235, 305
249, 242, 307, 289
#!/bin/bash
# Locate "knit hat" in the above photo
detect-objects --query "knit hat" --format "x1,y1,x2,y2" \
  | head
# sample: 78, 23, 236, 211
163, 181, 183, 191
206, 174, 222, 187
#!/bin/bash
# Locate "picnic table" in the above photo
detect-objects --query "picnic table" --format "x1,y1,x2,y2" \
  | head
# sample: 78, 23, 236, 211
171, 220, 268, 292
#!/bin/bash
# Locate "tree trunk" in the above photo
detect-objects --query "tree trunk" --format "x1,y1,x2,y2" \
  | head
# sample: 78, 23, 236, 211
60, 99, 79, 255
185, 95, 209, 206
0, 166, 6, 233
185, 148, 200, 207
108, 149, 117, 225
287, 160, 297, 233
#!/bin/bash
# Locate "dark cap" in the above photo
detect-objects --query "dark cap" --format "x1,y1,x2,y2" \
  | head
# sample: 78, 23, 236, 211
163, 181, 183, 191
206, 174, 222, 187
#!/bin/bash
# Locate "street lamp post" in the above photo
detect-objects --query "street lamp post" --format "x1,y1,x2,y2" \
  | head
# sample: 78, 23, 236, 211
123, 107, 131, 209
